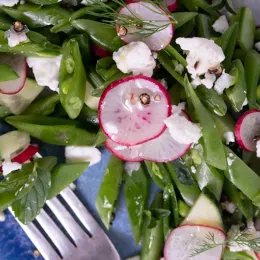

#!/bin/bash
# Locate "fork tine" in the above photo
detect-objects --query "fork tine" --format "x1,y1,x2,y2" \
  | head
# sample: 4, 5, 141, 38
36, 209, 75, 258
46, 197, 90, 245
9, 210, 61, 260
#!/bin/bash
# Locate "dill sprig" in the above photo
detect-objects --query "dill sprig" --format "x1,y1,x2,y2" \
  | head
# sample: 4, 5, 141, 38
190, 229, 260, 257
79, 0, 177, 38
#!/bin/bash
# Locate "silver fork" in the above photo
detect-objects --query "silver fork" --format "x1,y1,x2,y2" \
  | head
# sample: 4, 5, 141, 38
9, 187, 121, 260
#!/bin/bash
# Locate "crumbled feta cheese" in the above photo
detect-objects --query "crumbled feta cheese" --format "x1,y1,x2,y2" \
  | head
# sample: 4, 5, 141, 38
255, 42, 260, 52
224, 131, 235, 145
257, 140, 260, 158
160, 78, 168, 89
5, 26, 29, 47
222, 201, 236, 214
212, 15, 229, 34
172, 102, 186, 114
84, 81, 100, 110
164, 113, 202, 144
124, 162, 141, 175
113, 41, 156, 77
176, 37, 225, 79
2, 161, 22, 176
191, 76, 201, 88
0, 0, 19, 6
214, 70, 233, 95
0, 211, 5, 222
27, 55, 62, 92
65, 146, 101, 166
201, 72, 216, 89
191, 166, 196, 173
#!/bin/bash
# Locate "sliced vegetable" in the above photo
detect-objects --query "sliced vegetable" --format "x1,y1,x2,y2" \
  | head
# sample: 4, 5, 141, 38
172, 12, 198, 30
12, 145, 39, 165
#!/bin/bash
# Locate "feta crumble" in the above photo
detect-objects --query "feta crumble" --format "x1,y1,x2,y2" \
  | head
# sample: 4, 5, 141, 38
257, 140, 260, 158
201, 72, 216, 89
214, 70, 233, 95
113, 41, 156, 77
84, 81, 100, 110
160, 78, 168, 89
176, 37, 225, 79
191, 166, 196, 173
222, 201, 236, 214
191, 76, 201, 88
255, 42, 260, 52
65, 146, 101, 166
5, 25, 29, 47
0, 0, 19, 6
2, 161, 22, 176
27, 55, 62, 92
124, 162, 141, 175
212, 15, 229, 34
172, 102, 186, 114
223, 131, 235, 145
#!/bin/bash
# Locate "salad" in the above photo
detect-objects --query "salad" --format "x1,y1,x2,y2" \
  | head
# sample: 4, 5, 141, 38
0, 0, 260, 259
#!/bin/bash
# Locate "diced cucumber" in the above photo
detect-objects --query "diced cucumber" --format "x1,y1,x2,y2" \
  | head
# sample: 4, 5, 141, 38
0, 78, 44, 115
0, 131, 30, 161
182, 191, 223, 230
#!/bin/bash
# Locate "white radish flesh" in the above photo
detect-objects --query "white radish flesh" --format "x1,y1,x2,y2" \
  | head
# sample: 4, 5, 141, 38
118, 2, 174, 51
235, 109, 260, 152
0, 54, 26, 94
164, 224, 226, 260
99, 75, 171, 146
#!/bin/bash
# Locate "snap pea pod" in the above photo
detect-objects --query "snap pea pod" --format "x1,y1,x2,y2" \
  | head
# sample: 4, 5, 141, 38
48, 162, 89, 199
195, 86, 227, 116
223, 179, 253, 220
0, 12, 12, 30
164, 45, 187, 67
163, 186, 171, 241
96, 57, 119, 81
0, 64, 19, 81
223, 249, 256, 260
174, 18, 196, 39
94, 128, 107, 147
244, 50, 260, 109
70, 5, 106, 21
224, 147, 260, 208
192, 0, 218, 17
88, 69, 104, 89
78, 105, 99, 127
237, 7, 255, 53
50, 21, 73, 34
72, 19, 124, 52
225, 59, 247, 112
196, 14, 219, 38
5, 115, 96, 146
178, 200, 190, 218
184, 75, 227, 170
255, 28, 260, 41
165, 161, 200, 207
171, 12, 198, 30
0, 105, 10, 118
178, 0, 198, 12
27, 0, 61, 4
22, 93, 60, 116
140, 193, 164, 260
59, 38, 86, 119
124, 165, 149, 244
95, 155, 124, 229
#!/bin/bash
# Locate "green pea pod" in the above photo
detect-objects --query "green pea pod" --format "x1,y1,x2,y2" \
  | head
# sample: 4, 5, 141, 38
184, 75, 227, 170
0, 105, 10, 118
174, 18, 196, 39
178, 200, 190, 218
140, 193, 164, 260
50, 21, 73, 34
164, 45, 187, 67
70, 5, 106, 21
171, 12, 198, 30
223, 179, 253, 220
5, 115, 96, 146
0, 64, 19, 81
165, 162, 200, 207
179, 0, 198, 12
94, 128, 107, 146
244, 50, 260, 109
193, 0, 218, 17
225, 59, 247, 112
95, 155, 123, 229
0, 4, 70, 28
48, 162, 89, 199
255, 28, 260, 41
27, 0, 63, 5
224, 147, 260, 208
124, 165, 149, 244
237, 7, 255, 53
195, 86, 227, 116
72, 19, 124, 52
78, 105, 99, 127
96, 57, 119, 81
196, 14, 219, 38
223, 249, 256, 260
59, 39, 86, 119
0, 12, 12, 30
22, 93, 60, 116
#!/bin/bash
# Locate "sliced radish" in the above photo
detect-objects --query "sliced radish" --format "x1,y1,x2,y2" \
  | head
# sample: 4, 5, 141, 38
235, 109, 260, 152
0, 54, 26, 94
164, 224, 226, 260
118, 1, 174, 51
12, 145, 39, 164
99, 75, 171, 146
93, 44, 111, 58
165, 0, 178, 12
255, 252, 260, 260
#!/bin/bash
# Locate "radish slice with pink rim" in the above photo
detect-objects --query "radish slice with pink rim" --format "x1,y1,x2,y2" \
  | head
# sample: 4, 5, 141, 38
164, 224, 226, 260
255, 252, 260, 260
0, 54, 26, 95
93, 44, 111, 58
118, 1, 174, 51
165, 0, 178, 12
235, 109, 260, 152
98, 75, 171, 146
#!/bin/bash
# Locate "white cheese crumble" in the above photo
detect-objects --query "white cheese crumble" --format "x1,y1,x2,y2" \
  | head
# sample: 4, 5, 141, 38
0, 0, 19, 6
124, 162, 141, 175
222, 201, 236, 214
27, 55, 62, 92
2, 161, 22, 176
257, 140, 260, 158
201, 72, 216, 89
176, 37, 225, 79
191, 76, 201, 88
5, 26, 29, 47
84, 81, 100, 110
65, 146, 101, 166
0, 211, 5, 222
113, 41, 156, 77
223, 131, 235, 145
212, 15, 229, 34
214, 70, 233, 95
255, 42, 260, 52
172, 102, 186, 114
191, 166, 196, 173
160, 78, 168, 89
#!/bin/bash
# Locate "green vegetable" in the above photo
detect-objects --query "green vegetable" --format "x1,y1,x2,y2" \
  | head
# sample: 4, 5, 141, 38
179, 0, 198, 12
95, 155, 124, 229
96, 57, 119, 80
48, 162, 89, 199
172, 12, 198, 30
59, 39, 86, 119
223, 249, 256, 260
0, 12, 12, 30
164, 45, 187, 67
94, 128, 107, 147
255, 28, 260, 41
73, 34, 92, 66
0, 64, 19, 81
78, 105, 99, 127
124, 165, 149, 244
178, 200, 190, 218
174, 18, 196, 39
0, 104, 10, 118
196, 14, 218, 38
27, 0, 62, 4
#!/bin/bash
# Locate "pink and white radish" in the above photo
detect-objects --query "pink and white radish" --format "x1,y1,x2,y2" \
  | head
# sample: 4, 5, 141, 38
165, 0, 178, 12
255, 252, 260, 260
0, 54, 26, 94
93, 44, 111, 58
117, 1, 174, 51
235, 109, 260, 152
164, 224, 226, 260
99, 75, 171, 146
